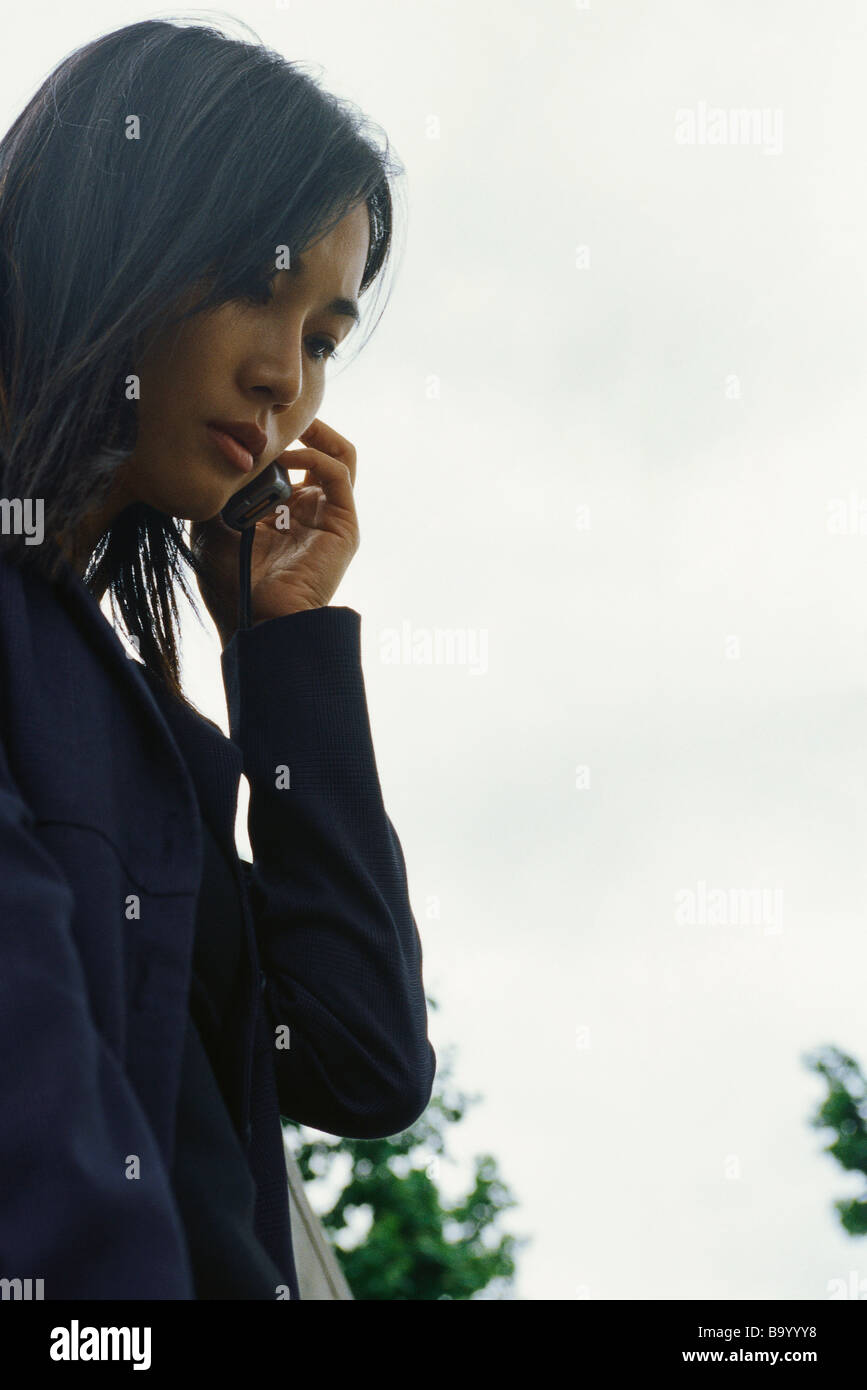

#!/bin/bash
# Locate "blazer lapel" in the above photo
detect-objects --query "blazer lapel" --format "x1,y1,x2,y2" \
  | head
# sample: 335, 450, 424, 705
134, 661, 245, 860
49, 552, 243, 865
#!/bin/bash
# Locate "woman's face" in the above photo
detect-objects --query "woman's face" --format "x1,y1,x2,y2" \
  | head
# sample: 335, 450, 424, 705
115, 201, 370, 521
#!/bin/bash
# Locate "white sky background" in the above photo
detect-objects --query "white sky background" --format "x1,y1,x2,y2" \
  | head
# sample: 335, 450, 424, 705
5, 0, 867, 1299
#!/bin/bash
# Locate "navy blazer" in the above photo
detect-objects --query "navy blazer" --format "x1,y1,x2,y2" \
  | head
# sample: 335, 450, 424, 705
0, 549, 436, 1299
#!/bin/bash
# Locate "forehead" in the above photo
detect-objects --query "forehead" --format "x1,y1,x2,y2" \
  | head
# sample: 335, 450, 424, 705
303, 203, 370, 286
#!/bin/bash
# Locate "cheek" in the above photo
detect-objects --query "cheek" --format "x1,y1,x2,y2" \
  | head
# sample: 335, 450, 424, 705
140, 305, 231, 389
136, 329, 196, 406
304, 374, 327, 416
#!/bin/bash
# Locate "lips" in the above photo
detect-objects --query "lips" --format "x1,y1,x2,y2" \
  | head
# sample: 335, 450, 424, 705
206, 420, 269, 474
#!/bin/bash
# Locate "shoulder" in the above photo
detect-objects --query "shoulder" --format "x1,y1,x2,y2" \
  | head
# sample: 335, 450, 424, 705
0, 545, 67, 612
135, 659, 227, 741
0, 548, 43, 644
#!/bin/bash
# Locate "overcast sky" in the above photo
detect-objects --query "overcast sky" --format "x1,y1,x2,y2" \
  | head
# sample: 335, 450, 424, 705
5, 0, 867, 1300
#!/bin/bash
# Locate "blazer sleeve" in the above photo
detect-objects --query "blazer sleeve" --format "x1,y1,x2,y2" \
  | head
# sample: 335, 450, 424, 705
0, 732, 194, 1300
221, 605, 436, 1140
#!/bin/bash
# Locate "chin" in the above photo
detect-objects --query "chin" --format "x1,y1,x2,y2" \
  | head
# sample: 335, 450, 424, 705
159, 483, 235, 523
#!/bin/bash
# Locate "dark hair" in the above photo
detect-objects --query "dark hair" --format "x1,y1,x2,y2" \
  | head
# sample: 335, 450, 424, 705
0, 15, 402, 705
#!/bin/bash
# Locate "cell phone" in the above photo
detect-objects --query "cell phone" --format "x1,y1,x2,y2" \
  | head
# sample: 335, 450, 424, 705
219, 461, 294, 632
220, 461, 293, 531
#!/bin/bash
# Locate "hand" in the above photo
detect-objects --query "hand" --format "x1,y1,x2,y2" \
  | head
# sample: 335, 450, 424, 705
190, 417, 359, 646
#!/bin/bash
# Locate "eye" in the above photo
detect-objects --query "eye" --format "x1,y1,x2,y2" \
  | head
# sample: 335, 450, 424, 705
236, 275, 340, 361
306, 336, 340, 363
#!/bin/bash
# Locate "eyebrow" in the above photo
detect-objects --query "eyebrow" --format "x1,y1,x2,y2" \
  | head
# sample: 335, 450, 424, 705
284, 255, 360, 327
326, 296, 361, 326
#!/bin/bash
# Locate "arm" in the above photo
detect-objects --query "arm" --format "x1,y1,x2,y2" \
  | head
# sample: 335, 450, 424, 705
221, 605, 436, 1140
0, 736, 193, 1299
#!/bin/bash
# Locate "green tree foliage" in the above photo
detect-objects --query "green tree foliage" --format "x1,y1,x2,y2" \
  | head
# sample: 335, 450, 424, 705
282, 1033, 528, 1299
804, 1044, 867, 1236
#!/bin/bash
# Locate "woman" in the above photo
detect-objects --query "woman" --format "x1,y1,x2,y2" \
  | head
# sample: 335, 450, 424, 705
0, 17, 436, 1300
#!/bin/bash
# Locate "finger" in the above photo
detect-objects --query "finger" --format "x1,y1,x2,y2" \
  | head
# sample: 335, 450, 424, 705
296, 417, 357, 487
274, 448, 356, 514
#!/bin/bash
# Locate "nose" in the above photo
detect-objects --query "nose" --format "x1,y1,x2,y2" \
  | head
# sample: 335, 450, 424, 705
241, 338, 304, 413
